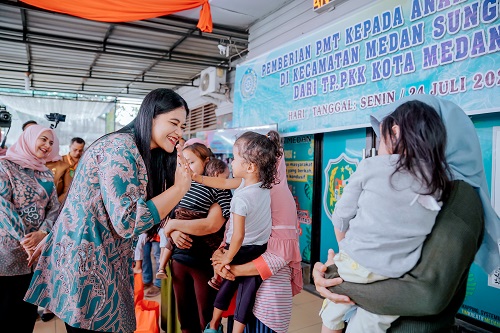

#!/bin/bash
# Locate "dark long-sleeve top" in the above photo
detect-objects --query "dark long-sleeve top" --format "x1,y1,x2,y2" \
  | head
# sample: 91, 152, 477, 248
327, 180, 484, 332
172, 181, 232, 267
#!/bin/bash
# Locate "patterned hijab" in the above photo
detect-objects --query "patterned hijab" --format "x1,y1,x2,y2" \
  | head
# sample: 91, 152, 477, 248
1, 125, 60, 171
370, 94, 500, 274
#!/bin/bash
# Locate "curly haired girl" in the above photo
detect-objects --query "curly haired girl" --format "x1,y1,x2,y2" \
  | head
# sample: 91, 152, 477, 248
193, 130, 283, 333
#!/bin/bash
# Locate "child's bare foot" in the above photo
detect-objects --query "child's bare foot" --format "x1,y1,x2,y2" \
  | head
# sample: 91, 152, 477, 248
156, 268, 167, 279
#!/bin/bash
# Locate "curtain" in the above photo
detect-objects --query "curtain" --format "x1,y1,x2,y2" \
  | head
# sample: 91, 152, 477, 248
0, 95, 114, 154
21, 0, 213, 32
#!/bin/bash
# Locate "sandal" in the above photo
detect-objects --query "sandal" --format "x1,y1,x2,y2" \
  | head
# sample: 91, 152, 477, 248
203, 323, 223, 333
156, 268, 167, 279
207, 277, 221, 291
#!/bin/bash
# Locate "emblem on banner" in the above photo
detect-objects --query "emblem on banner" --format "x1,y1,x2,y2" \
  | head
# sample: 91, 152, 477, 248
323, 153, 358, 220
240, 68, 257, 100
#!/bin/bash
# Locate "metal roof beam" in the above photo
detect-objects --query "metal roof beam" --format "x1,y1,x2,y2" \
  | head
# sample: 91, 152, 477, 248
0, 36, 228, 68
0, 69, 198, 87
0, 60, 193, 80
88, 24, 115, 82
157, 14, 249, 37
102, 24, 115, 52
120, 21, 247, 46
0, 27, 230, 62
169, 27, 196, 54
0, 85, 153, 98
20, 9, 31, 69
127, 24, 198, 94
20, 7, 33, 89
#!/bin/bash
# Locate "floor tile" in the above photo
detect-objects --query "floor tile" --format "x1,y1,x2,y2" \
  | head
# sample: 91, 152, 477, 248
289, 290, 324, 332
293, 290, 322, 305
34, 286, 324, 333
290, 322, 323, 333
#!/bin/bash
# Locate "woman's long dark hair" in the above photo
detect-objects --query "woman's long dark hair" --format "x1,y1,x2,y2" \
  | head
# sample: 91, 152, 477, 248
117, 89, 189, 237
380, 100, 452, 201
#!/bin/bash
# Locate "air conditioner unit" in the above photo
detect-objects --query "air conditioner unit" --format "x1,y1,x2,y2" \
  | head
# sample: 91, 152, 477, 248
199, 67, 226, 96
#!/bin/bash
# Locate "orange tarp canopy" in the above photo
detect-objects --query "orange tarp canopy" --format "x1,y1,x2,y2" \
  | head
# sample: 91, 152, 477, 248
21, 0, 213, 32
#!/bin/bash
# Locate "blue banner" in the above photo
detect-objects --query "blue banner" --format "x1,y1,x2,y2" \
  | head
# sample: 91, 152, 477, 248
234, 0, 500, 135
319, 129, 366, 263
283, 135, 314, 263
457, 115, 500, 329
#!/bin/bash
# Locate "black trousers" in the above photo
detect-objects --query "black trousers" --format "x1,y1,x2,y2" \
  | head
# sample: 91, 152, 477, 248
171, 260, 217, 333
0, 273, 38, 333
213, 243, 267, 325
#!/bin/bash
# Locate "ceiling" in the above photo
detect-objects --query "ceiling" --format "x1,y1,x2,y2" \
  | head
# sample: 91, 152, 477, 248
0, 0, 287, 99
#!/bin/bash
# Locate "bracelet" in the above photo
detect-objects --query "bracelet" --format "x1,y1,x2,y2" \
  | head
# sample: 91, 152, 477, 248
201, 175, 204, 184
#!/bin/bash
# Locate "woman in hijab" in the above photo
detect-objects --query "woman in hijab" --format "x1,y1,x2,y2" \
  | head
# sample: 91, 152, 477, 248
0, 124, 61, 333
313, 94, 498, 332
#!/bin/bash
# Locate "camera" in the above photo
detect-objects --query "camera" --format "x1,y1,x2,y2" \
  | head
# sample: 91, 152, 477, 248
45, 113, 66, 123
0, 106, 12, 128
45, 113, 66, 129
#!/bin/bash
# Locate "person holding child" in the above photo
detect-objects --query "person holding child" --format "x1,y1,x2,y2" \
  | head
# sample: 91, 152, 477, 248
156, 153, 231, 284
0, 125, 60, 333
186, 131, 282, 333
313, 95, 496, 332
319, 100, 452, 332
160, 142, 232, 333
209, 132, 303, 333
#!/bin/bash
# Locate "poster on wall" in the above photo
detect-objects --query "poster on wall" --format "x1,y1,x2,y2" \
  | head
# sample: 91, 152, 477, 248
234, 0, 500, 136
284, 135, 314, 263
459, 264, 500, 328
319, 129, 366, 263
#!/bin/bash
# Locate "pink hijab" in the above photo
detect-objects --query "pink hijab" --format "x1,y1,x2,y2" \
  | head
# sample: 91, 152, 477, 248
1, 125, 60, 171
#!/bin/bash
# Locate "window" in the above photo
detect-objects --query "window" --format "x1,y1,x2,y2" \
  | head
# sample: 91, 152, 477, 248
185, 103, 217, 135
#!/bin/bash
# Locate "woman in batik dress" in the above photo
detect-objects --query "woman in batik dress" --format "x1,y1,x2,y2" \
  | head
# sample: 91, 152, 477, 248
25, 88, 192, 333
0, 125, 60, 333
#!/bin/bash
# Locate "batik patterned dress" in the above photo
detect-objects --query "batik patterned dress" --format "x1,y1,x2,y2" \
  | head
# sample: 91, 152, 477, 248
25, 133, 161, 333
0, 159, 59, 276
